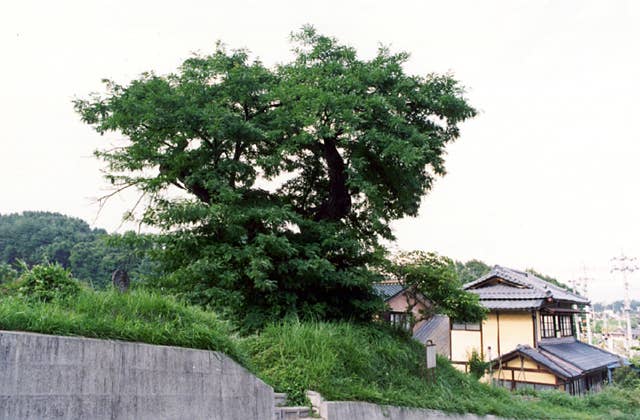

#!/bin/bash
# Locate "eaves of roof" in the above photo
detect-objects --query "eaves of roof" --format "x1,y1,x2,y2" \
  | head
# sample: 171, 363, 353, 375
479, 299, 545, 310
492, 345, 577, 379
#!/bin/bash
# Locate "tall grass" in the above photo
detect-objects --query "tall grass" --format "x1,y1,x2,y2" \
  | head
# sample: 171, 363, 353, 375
242, 321, 640, 419
0, 288, 243, 362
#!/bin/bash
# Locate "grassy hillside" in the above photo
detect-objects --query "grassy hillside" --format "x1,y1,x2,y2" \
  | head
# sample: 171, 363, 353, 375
0, 288, 242, 362
242, 321, 640, 419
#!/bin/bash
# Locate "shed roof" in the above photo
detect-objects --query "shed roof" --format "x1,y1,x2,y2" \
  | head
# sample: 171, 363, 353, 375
413, 314, 449, 344
492, 338, 623, 380
508, 345, 580, 379
538, 338, 623, 373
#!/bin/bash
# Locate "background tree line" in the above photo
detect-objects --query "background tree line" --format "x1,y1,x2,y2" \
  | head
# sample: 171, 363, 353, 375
0, 211, 573, 309
0, 211, 157, 287
593, 300, 640, 313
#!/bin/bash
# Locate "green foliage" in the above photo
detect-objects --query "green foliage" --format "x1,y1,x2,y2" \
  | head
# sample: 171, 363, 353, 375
594, 300, 640, 312
455, 260, 491, 284
0, 212, 159, 288
0, 263, 18, 284
390, 251, 487, 323
75, 27, 476, 328
69, 231, 160, 288
0, 211, 103, 267
468, 349, 488, 380
16, 263, 81, 301
613, 366, 640, 390
0, 288, 242, 362
243, 321, 640, 419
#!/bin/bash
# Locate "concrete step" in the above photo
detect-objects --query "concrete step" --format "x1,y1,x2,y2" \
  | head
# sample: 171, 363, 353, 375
274, 392, 288, 407
274, 406, 312, 419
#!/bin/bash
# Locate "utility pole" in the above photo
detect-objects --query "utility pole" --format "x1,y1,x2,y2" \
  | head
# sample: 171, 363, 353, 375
610, 253, 637, 356
571, 277, 582, 340
579, 273, 593, 345
603, 310, 612, 351
573, 267, 593, 344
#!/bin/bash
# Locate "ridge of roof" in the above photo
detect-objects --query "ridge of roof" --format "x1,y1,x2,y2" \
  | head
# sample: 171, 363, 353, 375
464, 265, 589, 305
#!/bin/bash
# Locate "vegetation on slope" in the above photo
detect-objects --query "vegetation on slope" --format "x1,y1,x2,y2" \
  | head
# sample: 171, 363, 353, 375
243, 321, 640, 419
2, 263, 639, 419
0, 264, 241, 361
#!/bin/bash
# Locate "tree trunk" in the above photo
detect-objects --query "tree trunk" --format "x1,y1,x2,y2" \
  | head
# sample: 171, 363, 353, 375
315, 136, 351, 221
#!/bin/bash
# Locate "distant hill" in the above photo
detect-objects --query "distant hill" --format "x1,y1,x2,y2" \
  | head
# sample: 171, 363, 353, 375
0, 211, 105, 267
0, 211, 157, 287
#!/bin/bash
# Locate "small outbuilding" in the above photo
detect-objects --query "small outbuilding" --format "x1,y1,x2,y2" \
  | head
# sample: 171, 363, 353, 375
491, 338, 623, 394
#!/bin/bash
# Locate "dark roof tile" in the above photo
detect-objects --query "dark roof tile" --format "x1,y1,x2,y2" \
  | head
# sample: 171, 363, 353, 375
511, 345, 580, 378
479, 299, 545, 310
372, 283, 405, 300
464, 265, 589, 306
539, 338, 623, 373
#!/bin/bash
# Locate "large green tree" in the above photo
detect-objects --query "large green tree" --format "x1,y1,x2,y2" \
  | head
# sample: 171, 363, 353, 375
75, 27, 476, 328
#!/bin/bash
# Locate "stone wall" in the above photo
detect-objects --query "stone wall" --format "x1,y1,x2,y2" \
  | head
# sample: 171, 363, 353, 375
0, 330, 274, 420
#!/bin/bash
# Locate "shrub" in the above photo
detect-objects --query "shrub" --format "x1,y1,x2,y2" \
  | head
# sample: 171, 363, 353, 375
0, 263, 18, 284
17, 263, 81, 301
613, 366, 640, 389
468, 349, 488, 380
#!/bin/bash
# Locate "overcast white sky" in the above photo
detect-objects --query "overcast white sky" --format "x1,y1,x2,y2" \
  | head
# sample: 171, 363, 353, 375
2, 0, 639, 303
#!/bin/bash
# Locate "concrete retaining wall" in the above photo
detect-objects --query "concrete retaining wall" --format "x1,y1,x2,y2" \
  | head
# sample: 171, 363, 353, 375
0, 330, 274, 420
308, 391, 504, 420
323, 402, 503, 420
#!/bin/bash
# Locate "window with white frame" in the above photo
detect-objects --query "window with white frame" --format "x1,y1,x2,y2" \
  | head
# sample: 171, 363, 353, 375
541, 313, 574, 338
389, 311, 411, 331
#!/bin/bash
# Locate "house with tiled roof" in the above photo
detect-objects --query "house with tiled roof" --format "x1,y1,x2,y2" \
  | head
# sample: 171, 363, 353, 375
451, 265, 625, 394
373, 282, 450, 357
